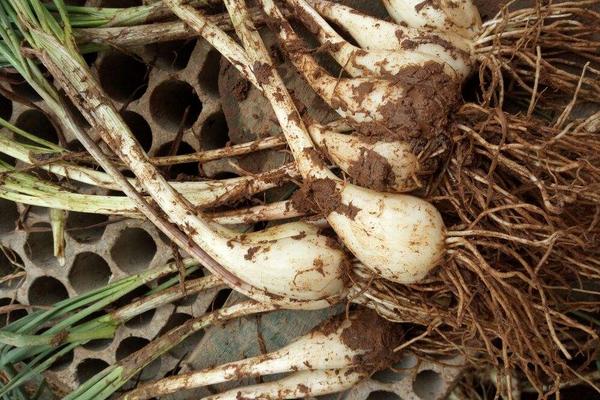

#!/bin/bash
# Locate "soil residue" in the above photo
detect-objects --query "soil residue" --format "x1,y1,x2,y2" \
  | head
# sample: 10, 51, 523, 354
400, 34, 470, 61
231, 78, 250, 102
290, 178, 360, 219
297, 384, 310, 394
348, 148, 396, 191
244, 246, 260, 261
291, 231, 307, 240
315, 308, 403, 373
291, 178, 340, 215
415, 0, 442, 12
253, 61, 274, 85
341, 308, 404, 372
50, 331, 69, 347
357, 61, 459, 140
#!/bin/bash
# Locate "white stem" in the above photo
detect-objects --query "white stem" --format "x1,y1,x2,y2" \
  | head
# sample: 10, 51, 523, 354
382, 0, 481, 36
224, 0, 330, 179
74, 7, 266, 48
109, 275, 224, 323
202, 369, 365, 400
230, 0, 448, 284
164, 0, 261, 88
0, 132, 287, 192
306, 0, 471, 52
0, 164, 295, 217
121, 313, 374, 400
35, 30, 344, 309
287, 0, 469, 78
261, 0, 458, 132
209, 200, 306, 224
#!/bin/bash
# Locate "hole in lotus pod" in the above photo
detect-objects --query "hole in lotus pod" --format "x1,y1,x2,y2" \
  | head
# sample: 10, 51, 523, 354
115, 336, 149, 361
0, 247, 23, 290
69, 252, 112, 294
116, 336, 161, 380
372, 366, 403, 384
98, 51, 149, 102
25, 223, 60, 268
124, 309, 156, 329
83, 52, 99, 66
28, 276, 69, 307
366, 391, 401, 400
208, 171, 239, 180
211, 288, 232, 310
198, 49, 221, 95
76, 358, 110, 384
8, 73, 42, 102
49, 349, 74, 371
155, 141, 198, 178
0, 298, 27, 328
372, 352, 418, 383
66, 212, 109, 243
83, 338, 114, 352
111, 227, 157, 273
15, 109, 58, 146
174, 268, 206, 306
0, 151, 14, 166
146, 39, 197, 71
150, 80, 202, 130
413, 369, 445, 399
0, 199, 18, 235
200, 111, 229, 150
0, 92, 12, 120
112, 285, 152, 309
159, 313, 204, 359
121, 110, 153, 152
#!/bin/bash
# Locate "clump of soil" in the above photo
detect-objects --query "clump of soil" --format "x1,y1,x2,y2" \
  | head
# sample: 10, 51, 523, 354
316, 308, 404, 372
291, 178, 360, 219
348, 148, 396, 191
357, 62, 460, 140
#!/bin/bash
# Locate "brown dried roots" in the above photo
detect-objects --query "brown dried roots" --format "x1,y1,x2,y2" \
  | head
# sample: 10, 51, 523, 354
350, 105, 600, 395
477, 0, 600, 111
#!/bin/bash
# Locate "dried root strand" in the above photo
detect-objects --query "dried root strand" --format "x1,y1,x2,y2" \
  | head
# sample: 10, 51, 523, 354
352, 242, 600, 395
476, 0, 600, 109
346, 103, 600, 395
453, 104, 600, 219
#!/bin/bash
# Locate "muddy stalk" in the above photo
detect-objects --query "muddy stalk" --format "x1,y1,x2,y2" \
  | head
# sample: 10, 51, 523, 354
201, 369, 364, 400
0, 1, 249, 311
0, 161, 298, 218
306, 0, 600, 107
4, 0, 350, 310
0, 117, 288, 191
120, 309, 401, 400
0, 6, 284, 67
